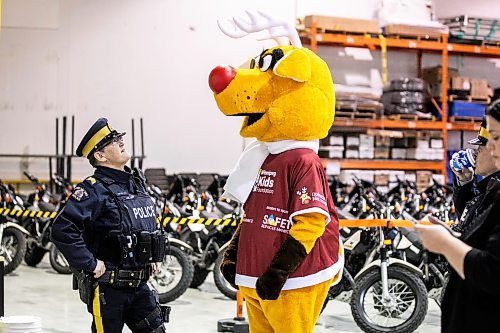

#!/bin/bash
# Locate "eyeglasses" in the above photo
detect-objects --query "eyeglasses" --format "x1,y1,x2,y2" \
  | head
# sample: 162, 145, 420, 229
108, 136, 124, 146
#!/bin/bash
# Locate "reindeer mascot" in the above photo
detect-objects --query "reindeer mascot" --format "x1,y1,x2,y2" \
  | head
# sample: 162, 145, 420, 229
208, 11, 343, 333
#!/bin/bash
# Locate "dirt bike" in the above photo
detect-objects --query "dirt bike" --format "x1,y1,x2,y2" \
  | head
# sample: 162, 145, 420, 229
0, 181, 29, 275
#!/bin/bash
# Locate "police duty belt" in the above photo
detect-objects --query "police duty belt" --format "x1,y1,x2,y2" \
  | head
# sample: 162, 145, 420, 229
0, 208, 57, 219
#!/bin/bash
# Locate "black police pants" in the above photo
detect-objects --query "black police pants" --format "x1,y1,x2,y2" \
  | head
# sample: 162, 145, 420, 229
87, 282, 164, 333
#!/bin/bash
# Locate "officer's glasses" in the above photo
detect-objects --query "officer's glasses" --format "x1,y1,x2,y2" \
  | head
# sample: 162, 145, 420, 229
107, 136, 124, 147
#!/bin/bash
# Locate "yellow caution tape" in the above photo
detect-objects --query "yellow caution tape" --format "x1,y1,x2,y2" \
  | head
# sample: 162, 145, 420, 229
0, 208, 58, 219
1, 208, 433, 228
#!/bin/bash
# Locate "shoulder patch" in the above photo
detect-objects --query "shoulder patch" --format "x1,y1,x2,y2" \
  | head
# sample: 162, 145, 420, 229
72, 186, 89, 201
86, 177, 97, 185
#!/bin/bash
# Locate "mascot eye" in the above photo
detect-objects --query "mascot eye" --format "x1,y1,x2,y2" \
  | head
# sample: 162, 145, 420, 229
250, 56, 259, 69
259, 54, 273, 72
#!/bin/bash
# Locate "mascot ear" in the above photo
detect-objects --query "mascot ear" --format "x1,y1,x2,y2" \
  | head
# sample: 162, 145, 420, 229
273, 49, 311, 82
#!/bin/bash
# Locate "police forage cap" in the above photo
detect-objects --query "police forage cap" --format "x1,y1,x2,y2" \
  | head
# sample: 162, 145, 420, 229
468, 116, 490, 146
76, 118, 126, 158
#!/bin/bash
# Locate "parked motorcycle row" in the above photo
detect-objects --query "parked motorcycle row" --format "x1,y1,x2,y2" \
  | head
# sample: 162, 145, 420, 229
2, 170, 456, 332
323, 176, 455, 333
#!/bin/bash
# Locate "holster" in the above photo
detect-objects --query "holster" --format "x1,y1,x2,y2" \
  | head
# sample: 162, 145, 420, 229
73, 270, 97, 305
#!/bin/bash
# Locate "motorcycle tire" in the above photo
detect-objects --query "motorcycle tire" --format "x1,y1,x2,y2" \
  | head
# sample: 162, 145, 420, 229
1, 227, 27, 275
213, 251, 237, 300
24, 242, 46, 267
49, 244, 72, 274
151, 245, 194, 304
190, 265, 210, 288
351, 265, 428, 333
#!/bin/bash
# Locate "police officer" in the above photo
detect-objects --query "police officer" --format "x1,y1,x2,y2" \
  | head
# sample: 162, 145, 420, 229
450, 116, 499, 233
51, 118, 168, 333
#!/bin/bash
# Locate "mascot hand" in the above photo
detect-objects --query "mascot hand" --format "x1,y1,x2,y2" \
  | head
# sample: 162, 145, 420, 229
220, 256, 238, 290
256, 235, 308, 300
219, 225, 242, 290
256, 268, 287, 300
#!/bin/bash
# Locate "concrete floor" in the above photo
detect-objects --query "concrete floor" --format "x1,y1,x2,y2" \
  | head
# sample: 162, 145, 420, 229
5, 259, 441, 333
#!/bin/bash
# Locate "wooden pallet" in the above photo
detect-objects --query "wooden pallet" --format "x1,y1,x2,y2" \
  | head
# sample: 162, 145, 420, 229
384, 114, 436, 122
448, 94, 490, 103
449, 116, 482, 123
335, 111, 377, 120
315, 28, 380, 37
385, 34, 442, 42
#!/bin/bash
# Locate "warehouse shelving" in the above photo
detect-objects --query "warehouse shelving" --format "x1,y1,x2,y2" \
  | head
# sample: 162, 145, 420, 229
321, 159, 444, 172
300, 21, 500, 180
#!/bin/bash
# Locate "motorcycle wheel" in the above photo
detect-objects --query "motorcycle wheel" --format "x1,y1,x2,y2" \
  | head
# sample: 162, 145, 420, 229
24, 241, 46, 267
190, 265, 210, 288
149, 245, 194, 303
351, 265, 428, 333
49, 244, 72, 274
213, 251, 237, 300
1, 227, 27, 275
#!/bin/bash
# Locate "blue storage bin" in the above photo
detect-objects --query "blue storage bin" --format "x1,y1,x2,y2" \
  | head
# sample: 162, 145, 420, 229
448, 101, 486, 118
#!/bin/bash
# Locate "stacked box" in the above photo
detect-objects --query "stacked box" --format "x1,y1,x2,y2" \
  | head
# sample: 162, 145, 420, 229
430, 138, 443, 149
375, 136, 391, 147
345, 149, 359, 159
375, 174, 389, 186
470, 79, 490, 99
346, 136, 360, 147
359, 134, 374, 159
374, 147, 390, 159
319, 146, 344, 159
391, 148, 407, 159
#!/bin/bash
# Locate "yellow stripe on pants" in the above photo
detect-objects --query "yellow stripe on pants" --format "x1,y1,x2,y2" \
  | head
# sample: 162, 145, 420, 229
93, 285, 104, 333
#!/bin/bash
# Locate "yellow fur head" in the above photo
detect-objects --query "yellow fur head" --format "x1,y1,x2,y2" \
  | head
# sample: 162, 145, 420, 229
209, 45, 335, 142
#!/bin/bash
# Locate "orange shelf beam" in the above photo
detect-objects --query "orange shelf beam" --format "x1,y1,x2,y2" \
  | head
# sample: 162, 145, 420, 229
447, 121, 482, 131
300, 30, 500, 58
322, 159, 444, 171
448, 43, 500, 57
301, 32, 445, 51
332, 118, 444, 130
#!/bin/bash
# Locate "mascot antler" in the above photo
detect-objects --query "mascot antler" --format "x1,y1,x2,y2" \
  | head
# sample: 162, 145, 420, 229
217, 10, 302, 48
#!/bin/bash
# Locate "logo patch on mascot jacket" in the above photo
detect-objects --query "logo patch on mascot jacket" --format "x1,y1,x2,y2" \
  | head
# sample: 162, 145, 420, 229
297, 187, 311, 204
72, 187, 89, 201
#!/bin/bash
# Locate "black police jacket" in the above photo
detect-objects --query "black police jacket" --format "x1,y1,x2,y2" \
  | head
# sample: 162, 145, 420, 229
442, 175, 500, 332
51, 166, 157, 272
452, 171, 500, 233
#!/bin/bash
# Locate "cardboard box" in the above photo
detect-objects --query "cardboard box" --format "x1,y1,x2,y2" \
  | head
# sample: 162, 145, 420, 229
383, 24, 447, 38
391, 138, 408, 148
391, 148, 407, 159
430, 138, 443, 149
375, 136, 391, 147
407, 148, 431, 160
346, 136, 360, 147
345, 149, 359, 159
329, 135, 344, 146
408, 138, 430, 149
470, 79, 489, 99
416, 171, 433, 184
450, 76, 471, 91
422, 66, 459, 85
374, 147, 390, 159
431, 148, 444, 160
375, 174, 390, 186
359, 148, 374, 159
304, 15, 381, 34
319, 146, 344, 159
359, 134, 375, 148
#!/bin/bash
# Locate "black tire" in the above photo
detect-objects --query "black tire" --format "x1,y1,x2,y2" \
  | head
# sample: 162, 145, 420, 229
190, 265, 209, 288
351, 266, 428, 333
213, 251, 237, 300
150, 245, 194, 303
49, 244, 72, 274
24, 241, 46, 267
1, 227, 27, 275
